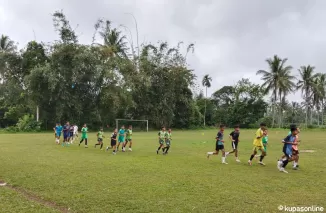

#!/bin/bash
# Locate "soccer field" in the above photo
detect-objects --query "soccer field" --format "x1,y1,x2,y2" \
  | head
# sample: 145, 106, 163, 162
0, 129, 325, 213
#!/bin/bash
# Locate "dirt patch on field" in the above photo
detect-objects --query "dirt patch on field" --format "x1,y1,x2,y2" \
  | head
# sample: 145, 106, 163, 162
0, 180, 70, 213
300, 150, 315, 153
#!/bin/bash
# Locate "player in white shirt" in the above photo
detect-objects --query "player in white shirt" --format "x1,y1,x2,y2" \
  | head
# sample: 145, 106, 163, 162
73, 125, 78, 142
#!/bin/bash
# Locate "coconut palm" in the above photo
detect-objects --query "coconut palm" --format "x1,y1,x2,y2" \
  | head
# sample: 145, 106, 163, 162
202, 74, 212, 126
96, 20, 129, 58
256, 55, 293, 127
312, 73, 326, 125
0, 34, 15, 53
297, 65, 319, 126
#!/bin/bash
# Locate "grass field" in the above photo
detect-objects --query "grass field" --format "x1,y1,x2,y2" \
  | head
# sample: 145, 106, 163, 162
1, 129, 326, 213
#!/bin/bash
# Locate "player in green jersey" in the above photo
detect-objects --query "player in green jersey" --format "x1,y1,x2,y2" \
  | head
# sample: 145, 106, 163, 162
156, 126, 166, 154
162, 128, 172, 155
123, 125, 133, 152
79, 124, 88, 148
117, 125, 125, 152
94, 128, 104, 150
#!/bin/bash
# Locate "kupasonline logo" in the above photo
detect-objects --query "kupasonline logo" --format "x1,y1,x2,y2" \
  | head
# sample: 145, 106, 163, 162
278, 205, 324, 212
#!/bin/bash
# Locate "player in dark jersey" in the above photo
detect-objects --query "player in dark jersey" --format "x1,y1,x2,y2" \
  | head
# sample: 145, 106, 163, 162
107, 129, 117, 154
69, 125, 74, 143
206, 124, 228, 164
225, 125, 241, 163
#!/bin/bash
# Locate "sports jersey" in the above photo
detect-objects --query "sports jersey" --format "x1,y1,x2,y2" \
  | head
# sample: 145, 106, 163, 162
63, 125, 70, 135
158, 131, 166, 140
111, 132, 117, 140
216, 131, 224, 145
262, 136, 268, 145
253, 128, 263, 146
81, 127, 88, 138
165, 132, 172, 140
119, 129, 125, 137
55, 125, 63, 134
292, 135, 299, 151
73, 125, 78, 134
97, 131, 104, 139
126, 129, 132, 139
229, 131, 240, 142
283, 135, 296, 152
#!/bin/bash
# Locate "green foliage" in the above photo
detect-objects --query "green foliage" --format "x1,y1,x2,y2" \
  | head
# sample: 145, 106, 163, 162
16, 114, 41, 132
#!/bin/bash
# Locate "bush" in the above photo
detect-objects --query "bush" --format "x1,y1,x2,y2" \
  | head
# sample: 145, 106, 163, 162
16, 114, 42, 132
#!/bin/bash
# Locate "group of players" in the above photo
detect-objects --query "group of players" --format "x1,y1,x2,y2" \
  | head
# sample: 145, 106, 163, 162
207, 123, 300, 173
53, 122, 134, 155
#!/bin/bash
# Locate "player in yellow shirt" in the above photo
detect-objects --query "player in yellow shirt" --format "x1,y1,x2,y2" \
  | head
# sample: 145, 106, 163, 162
248, 123, 267, 166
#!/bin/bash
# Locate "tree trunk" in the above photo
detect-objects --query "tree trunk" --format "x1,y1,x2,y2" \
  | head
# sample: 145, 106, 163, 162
271, 92, 277, 128
322, 101, 324, 126
278, 95, 282, 128
305, 106, 308, 128
36, 105, 39, 122
204, 87, 207, 126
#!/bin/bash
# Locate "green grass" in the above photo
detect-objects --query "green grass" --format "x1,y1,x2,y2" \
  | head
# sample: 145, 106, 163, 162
0, 129, 326, 213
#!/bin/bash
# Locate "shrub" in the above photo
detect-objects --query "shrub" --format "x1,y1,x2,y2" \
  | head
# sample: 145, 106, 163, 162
16, 114, 42, 132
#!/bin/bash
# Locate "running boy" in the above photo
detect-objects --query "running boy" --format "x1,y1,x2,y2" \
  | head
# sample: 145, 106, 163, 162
94, 128, 104, 150
53, 123, 63, 144
248, 123, 266, 166
157, 126, 166, 154
79, 124, 88, 148
69, 124, 74, 144
277, 127, 299, 173
292, 128, 300, 169
117, 125, 125, 151
225, 125, 241, 162
107, 128, 118, 154
255, 129, 268, 159
62, 122, 70, 147
123, 125, 133, 151
162, 128, 172, 155
206, 124, 228, 164
73, 124, 78, 142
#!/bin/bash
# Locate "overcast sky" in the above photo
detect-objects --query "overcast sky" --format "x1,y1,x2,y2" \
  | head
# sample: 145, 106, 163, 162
1, 0, 325, 102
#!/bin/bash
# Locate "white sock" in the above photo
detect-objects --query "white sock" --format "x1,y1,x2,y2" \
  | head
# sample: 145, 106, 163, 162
293, 162, 297, 167
222, 157, 225, 163
236, 157, 239, 160
207, 152, 213, 155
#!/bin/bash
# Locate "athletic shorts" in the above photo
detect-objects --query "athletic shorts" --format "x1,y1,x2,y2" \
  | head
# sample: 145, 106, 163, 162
253, 145, 265, 152
98, 138, 103, 142
165, 140, 171, 146
55, 132, 61, 138
283, 147, 292, 158
215, 142, 224, 151
292, 149, 299, 155
63, 133, 69, 139
159, 139, 164, 145
118, 137, 125, 143
70, 132, 73, 137
231, 141, 238, 149
81, 136, 87, 140
111, 140, 116, 146
125, 138, 132, 142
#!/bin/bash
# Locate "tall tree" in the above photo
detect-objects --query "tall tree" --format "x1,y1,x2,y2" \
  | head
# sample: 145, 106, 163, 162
202, 74, 212, 126
256, 55, 293, 127
297, 65, 318, 127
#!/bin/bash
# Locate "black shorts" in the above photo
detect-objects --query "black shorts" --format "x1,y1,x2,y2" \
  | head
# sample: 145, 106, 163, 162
111, 140, 116, 146
98, 138, 103, 142
70, 132, 73, 137
215, 142, 224, 151
231, 141, 238, 150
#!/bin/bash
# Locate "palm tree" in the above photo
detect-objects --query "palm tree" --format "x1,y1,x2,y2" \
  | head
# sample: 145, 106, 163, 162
0, 34, 15, 53
312, 73, 326, 125
257, 55, 293, 127
202, 74, 212, 126
98, 21, 129, 58
297, 65, 319, 127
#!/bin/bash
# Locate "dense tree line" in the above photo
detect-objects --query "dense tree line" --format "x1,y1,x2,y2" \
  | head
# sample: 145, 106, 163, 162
0, 11, 325, 131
